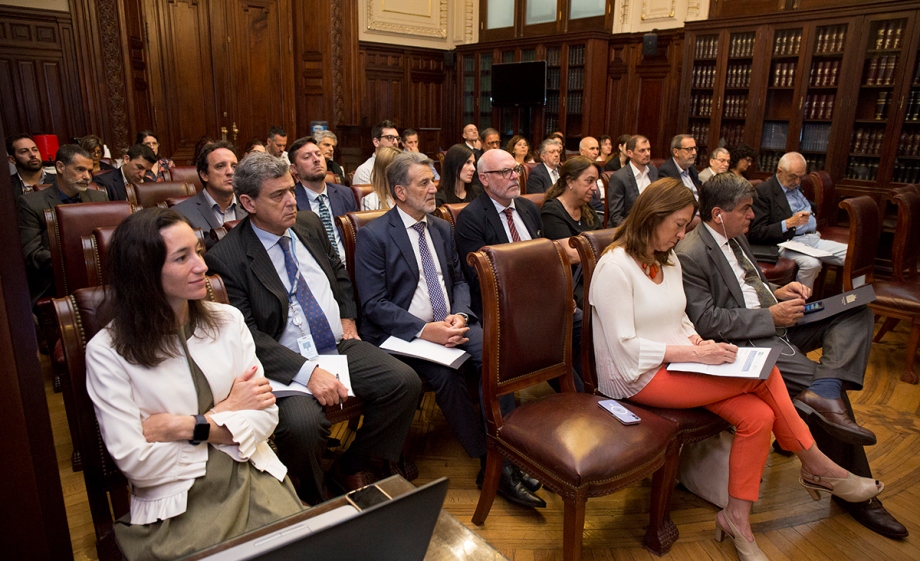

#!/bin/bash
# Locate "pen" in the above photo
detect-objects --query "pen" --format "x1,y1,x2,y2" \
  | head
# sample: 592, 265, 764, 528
335, 373, 343, 410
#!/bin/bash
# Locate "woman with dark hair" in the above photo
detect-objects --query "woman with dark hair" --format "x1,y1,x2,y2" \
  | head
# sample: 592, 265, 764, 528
242, 138, 266, 159
506, 135, 532, 165
604, 133, 632, 172
598, 135, 614, 164
590, 178, 883, 561
137, 130, 176, 183
541, 156, 600, 307
435, 143, 481, 206
79, 134, 114, 172
729, 143, 758, 177
85, 208, 303, 560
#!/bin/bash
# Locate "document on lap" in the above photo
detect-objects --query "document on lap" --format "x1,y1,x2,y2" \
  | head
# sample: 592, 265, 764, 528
667, 347, 781, 379
380, 336, 471, 369
796, 285, 876, 325
268, 355, 354, 397
777, 240, 834, 258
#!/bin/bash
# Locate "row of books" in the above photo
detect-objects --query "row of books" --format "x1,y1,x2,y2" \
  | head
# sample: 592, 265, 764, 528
689, 94, 714, 117
814, 25, 846, 55
773, 30, 802, 57
810, 61, 841, 87
864, 55, 899, 86
547, 69, 561, 90
691, 65, 717, 89
893, 162, 920, 185
566, 91, 583, 114
761, 122, 788, 150
845, 158, 879, 181
568, 45, 586, 66
873, 21, 904, 51
874, 92, 891, 121
545, 49, 562, 67
729, 33, 756, 58
689, 122, 710, 146
723, 95, 749, 119
804, 94, 835, 120
566, 68, 585, 91
694, 36, 718, 60
898, 132, 920, 158
800, 123, 831, 152
720, 124, 745, 148
851, 128, 885, 155
771, 62, 797, 87
904, 91, 920, 122
725, 65, 752, 88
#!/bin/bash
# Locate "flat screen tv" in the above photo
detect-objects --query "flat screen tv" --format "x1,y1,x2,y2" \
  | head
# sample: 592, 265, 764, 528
491, 61, 547, 107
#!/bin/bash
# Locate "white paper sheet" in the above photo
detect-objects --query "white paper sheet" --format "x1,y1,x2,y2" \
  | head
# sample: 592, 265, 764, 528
778, 240, 834, 258
667, 347, 775, 379
268, 355, 354, 397
380, 336, 470, 369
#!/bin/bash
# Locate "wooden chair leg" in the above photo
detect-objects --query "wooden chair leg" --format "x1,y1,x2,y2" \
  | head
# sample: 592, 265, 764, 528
874, 317, 900, 343
472, 450, 502, 525
901, 321, 920, 385
562, 497, 587, 561
644, 439, 680, 556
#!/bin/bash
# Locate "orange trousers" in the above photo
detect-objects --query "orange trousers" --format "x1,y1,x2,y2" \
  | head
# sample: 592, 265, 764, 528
630, 366, 814, 502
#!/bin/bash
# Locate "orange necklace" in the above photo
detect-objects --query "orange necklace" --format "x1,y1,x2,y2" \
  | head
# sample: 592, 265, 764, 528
640, 262, 660, 279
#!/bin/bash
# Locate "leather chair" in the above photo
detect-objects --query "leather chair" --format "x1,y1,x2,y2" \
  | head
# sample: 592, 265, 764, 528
759, 257, 798, 286
569, 229, 730, 553
433, 202, 469, 230
209, 218, 242, 244
594, 167, 610, 227
521, 192, 545, 208
841, 194, 920, 384
163, 194, 193, 208
52, 276, 228, 561
349, 184, 373, 208
84, 226, 208, 287
651, 157, 666, 169
517, 164, 529, 192
325, 170, 343, 185
32, 183, 54, 191
467, 239, 679, 560
167, 165, 203, 191
334, 210, 387, 300
125, 181, 196, 208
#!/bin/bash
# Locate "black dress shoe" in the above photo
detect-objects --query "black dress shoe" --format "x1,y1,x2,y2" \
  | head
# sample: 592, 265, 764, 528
833, 496, 908, 539
512, 466, 542, 493
794, 389, 877, 446
477, 465, 546, 509
772, 440, 794, 457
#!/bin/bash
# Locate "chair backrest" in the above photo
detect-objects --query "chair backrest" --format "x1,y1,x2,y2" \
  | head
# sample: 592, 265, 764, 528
167, 165, 203, 191
45, 202, 137, 296
890, 190, 920, 282
748, 178, 763, 187
810, 170, 837, 226
125, 181, 196, 208
325, 170, 342, 185
467, 239, 574, 431
349, 184, 374, 208
518, 164, 529, 193
521, 193, 545, 207
84, 226, 210, 287
335, 210, 387, 299
800, 173, 822, 227
650, 157, 665, 169
435, 202, 469, 230
839, 196, 880, 290
569, 229, 618, 394
164, 195, 193, 208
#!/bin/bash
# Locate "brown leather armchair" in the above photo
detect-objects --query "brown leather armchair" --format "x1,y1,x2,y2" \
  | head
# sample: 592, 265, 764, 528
334, 210, 387, 301
167, 165, 203, 191
125, 181, 196, 208
433, 202, 469, 230
521, 192, 545, 208
349, 184, 374, 208
467, 239, 679, 560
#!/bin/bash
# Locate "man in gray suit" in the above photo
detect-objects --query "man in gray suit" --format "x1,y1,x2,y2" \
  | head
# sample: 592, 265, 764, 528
204, 153, 420, 505
607, 135, 658, 226
173, 140, 246, 248
19, 144, 107, 303
674, 172, 907, 539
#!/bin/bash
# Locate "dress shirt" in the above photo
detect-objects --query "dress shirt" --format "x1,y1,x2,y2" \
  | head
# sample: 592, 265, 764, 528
544, 163, 559, 185
302, 185, 346, 260
490, 196, 532, 243
673, 157, 699, 199
704, 223, 766, 310
201, 188, 240, 226
251, 222, 344, 387
630, 161, 652, 194
352, 154, 375, 185
16, 170, 50, 192
396, 207, 450, 325
780, 182, 817, 235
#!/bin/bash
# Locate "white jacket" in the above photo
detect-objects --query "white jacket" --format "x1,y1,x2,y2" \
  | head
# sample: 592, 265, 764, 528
86, 302, 287, 524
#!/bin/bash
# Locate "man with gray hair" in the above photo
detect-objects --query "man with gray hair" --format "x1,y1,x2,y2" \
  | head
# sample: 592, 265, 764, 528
480, 128, 501, 151
748, 151, 847, 289
699, 147, 730, 184
205, 152, 421, 505
658, 134, 702, 199
313, 129, 345, 183
675, 171, 906, 540
526, 137, 562, 193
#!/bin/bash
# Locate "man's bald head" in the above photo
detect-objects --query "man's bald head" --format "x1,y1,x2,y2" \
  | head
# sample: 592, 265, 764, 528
579, 136, 599, 160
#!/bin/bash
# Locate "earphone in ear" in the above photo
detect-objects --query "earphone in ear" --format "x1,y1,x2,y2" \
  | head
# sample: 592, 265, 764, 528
716, 214, 722, 223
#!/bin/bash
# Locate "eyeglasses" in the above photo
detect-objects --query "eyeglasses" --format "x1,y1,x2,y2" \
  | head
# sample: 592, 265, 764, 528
679, 146, 698, 152
378, 135, 399, 142
482, 165, 524, 179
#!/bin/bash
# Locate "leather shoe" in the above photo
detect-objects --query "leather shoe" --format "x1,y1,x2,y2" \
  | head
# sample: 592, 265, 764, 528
514, 466, 542, 493
772, 440, 794, 457
326, 462, 378, 495
477, 465, 546, 509
833, 496, 908, 539
794, 389, 877, 446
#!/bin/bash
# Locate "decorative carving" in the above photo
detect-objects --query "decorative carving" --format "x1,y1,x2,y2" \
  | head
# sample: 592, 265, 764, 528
687, 0, 701, 18
96, 0, 130, 150
620, 1, 630, 26
331, 0, 344, 126
641, 0, 678, 22
365, 0, 448, 39
464, 0, 474, 43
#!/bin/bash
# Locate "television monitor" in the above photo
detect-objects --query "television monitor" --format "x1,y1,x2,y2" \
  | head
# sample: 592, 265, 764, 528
491, 61, 547, 107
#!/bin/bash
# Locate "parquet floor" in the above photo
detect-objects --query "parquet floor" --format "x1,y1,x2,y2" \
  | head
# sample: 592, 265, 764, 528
53, 322, 919, 560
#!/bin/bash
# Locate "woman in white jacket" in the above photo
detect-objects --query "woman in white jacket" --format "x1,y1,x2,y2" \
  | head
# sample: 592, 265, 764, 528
86, 208, 303, 560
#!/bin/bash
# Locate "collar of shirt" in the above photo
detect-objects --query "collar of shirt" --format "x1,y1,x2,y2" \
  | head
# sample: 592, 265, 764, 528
629, 161, 648, 179
251, 220, 286, 253
17, 170, 48, 186
396, 205, 427, 230
303, 183, 329, 204
673, 157, 689, 173
704, 221, 730, 249
121, 168, 131, 186
489, 195, 517, 216
202, 188, 237, 213
55, 185, 82, 204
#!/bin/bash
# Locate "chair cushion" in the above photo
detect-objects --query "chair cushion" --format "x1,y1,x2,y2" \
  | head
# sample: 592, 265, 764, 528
818, 226, 848, 245
873, 280, 920, 314
636, 405, 729, 442
499, 393, 677, 487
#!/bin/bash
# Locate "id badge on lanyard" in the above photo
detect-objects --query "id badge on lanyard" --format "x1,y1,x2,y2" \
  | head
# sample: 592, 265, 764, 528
290, 302, 319, 360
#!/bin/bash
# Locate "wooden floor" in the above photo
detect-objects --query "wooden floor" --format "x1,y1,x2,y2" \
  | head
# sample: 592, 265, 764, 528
52, 322, 920, 561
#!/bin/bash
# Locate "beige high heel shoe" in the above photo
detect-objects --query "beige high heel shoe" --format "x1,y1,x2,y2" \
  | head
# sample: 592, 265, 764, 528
715, 510, 770, 561
800, 470, 883, 502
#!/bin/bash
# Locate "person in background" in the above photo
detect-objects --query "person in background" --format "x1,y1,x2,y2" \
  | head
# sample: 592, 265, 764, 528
729, 143, 757, 178
526, 138, 562, 194
79, 135, 115, 174
314, 130, 346, 184
92, 143, 156, 201
506, 135, 532, 165
266, 126, 289, 164
361, 145, 401, 211
9, 133, 57, 200
598, 135, 615, 164
242, 139, 266, 159
137, 130, 176, 183
461, 123, 482, 155
436, 144, 480, 207
401, 128, 439, 181
353, 120, 400, 185
699, 147, 731, 184
604, 134, 632, 172
173, 140, 244, 248
480, 128, 501, 151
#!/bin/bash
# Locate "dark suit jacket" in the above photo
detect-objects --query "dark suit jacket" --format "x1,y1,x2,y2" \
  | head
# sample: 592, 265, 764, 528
18, 185, 108, 302
607, 162, 659, 227
327, 159, 346, 184
603, 157, 622, 172
204, 212, 357, 385
295, 182, 357, 217
657, 157, 702, 191
526, 163, 556, 194
92, 169, 132, 201
11, 172, 58, 201
355, 207, 476, 345
749, 175, 814, 245
455, 191, 542, 315
173, 189, 248, 249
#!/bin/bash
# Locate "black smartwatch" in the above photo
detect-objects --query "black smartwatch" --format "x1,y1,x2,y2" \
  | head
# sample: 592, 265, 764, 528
189, 414, 210, 445
456, 312, 469, 326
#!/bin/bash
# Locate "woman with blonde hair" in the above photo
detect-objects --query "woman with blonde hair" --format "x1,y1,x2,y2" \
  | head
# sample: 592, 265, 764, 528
361, 145, 401, 211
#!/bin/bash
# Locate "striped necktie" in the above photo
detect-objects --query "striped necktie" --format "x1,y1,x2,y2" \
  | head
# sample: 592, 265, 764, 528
316, 193, 338, 250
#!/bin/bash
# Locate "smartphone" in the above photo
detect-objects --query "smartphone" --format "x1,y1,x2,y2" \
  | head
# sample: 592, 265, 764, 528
345, 484, 391, 511
598, 399, 641, 425
803, 301, 824, 314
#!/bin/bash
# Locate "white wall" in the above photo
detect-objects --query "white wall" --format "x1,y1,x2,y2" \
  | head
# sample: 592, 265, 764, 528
613, 0, 710, 33
359, 0, 478, 50
0, 0, 69, 12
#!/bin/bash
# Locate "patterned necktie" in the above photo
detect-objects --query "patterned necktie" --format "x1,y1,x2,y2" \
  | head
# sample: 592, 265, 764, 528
551, 169, 559, 183
728, 238, 778, 309
411, 222, 449, 322
277, 235, 337, 352
503, 208, 521, 242
316, 194, 338, 251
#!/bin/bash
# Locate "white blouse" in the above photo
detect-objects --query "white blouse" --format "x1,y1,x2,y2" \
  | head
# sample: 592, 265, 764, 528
360, 191, 394, 211
589, 247, 698, 399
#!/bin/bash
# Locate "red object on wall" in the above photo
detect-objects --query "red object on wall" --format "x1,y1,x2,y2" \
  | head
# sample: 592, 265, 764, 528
33, 134, 60, 162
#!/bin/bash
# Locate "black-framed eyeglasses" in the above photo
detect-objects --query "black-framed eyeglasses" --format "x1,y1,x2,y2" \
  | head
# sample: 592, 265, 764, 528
481, 165, 524, 179
679, 146, 698, 152
378, 134, 399, 142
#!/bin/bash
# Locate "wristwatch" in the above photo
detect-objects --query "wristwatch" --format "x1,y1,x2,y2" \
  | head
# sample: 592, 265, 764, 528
456, 313, 469, 326
189, 414, 210, 445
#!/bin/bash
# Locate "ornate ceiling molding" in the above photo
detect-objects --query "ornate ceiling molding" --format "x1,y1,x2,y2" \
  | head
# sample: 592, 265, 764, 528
365, 0, 448, 39
641, 0, 677, 22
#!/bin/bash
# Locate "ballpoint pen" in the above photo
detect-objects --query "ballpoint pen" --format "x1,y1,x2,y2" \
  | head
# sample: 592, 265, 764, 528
335, 373, 343, 410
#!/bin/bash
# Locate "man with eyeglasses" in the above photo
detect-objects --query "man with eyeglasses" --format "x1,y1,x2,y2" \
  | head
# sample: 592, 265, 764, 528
658, 134, 702, 199
352, 120, 400, 185
526, 138, 563, 194
699, 147, 731, 184
748, 152, 847, 289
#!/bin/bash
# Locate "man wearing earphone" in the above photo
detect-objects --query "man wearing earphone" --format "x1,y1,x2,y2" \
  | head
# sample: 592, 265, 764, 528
674, 172, 907, 540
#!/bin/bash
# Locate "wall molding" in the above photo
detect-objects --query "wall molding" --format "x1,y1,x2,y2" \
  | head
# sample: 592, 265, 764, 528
365, 0, 448, 39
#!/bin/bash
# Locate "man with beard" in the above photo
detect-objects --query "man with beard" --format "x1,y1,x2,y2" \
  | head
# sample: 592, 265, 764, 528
173, 140, 245, 248
8, 134, 57, 202
289, 136, 356, 263
19, 144, 107, 303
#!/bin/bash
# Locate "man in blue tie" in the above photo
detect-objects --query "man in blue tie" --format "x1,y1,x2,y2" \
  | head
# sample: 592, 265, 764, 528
204, 153, 421, 505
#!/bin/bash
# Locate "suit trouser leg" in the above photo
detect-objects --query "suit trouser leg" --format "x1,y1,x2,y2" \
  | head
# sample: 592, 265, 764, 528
273, 394, 331, 505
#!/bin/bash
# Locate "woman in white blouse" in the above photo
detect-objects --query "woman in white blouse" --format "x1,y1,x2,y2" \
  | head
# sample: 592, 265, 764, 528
590, 178, 882, 561
86, 208, 302, 560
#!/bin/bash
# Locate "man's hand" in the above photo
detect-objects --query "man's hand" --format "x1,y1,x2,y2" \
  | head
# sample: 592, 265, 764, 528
774, 282, 811, 301
445, 314, 467, 329
341, 318, 360, 340
770, 298, 805, 327
420, 321, 469, 347
786, 210, 811, 229
306, 367, 349, 406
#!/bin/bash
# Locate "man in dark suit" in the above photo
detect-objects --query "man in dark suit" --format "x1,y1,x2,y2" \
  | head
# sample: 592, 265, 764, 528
675, 172, 906, 539
19, 144, 107, 304
748, 151, 847, 289
657, 134, 702, 199
204, 152, 421, 505
173, 140, 245, 248
91, 143, 156, 201
8, 134, 57, 202
607, 135, 659, 227
461, 123, 483, 160
289, 137, 357, 263
314, 129, 346, 184
525, 138, 562, 194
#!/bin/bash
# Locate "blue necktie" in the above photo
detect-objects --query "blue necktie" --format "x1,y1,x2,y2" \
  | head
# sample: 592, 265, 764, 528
277, 235, 337, 352
411, 222, 449, 322
316, 194, 338, 251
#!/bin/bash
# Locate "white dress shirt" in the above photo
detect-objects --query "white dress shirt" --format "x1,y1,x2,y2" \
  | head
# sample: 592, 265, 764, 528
704, 223, 768, 310
202, 189, 240, 226
490, 196, 533, 243
630, 161, 652, 194
352, 154, 375, 185
396, 207, 450, 324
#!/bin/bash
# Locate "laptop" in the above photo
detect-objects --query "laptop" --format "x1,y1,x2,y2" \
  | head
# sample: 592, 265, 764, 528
192, 477, 449, 561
